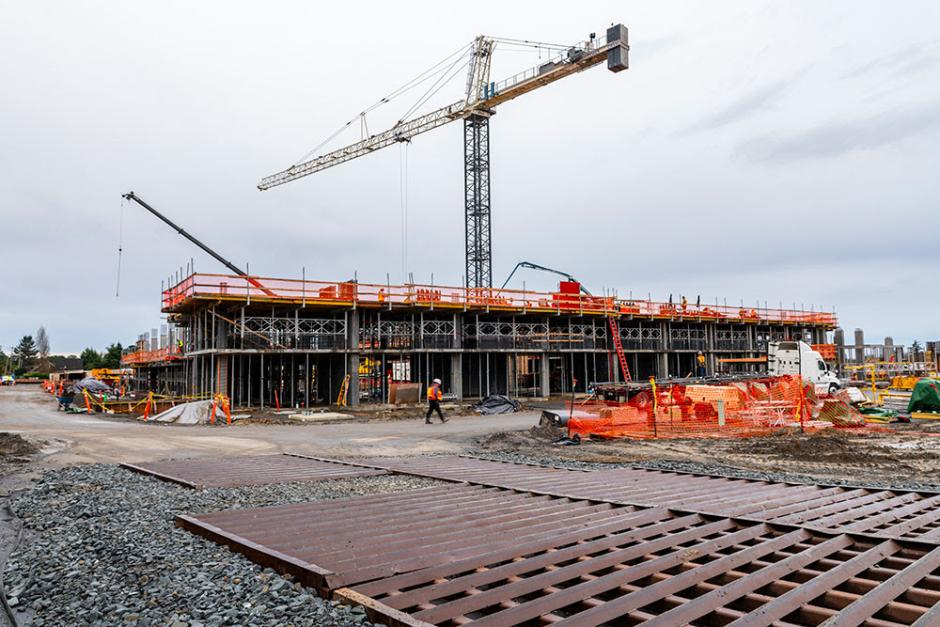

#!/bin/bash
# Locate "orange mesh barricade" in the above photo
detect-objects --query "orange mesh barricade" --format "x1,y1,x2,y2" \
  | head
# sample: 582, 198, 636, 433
569, 375, 829, 440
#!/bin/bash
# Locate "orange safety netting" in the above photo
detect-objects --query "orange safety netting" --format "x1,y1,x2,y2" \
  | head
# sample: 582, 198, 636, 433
568, 375, 871, 440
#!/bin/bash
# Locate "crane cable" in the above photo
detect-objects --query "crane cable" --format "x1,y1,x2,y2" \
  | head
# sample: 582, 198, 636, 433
292, 40, 474, 166
115, 196, 125, 297
398, 46, 472, 122
400, 142, 409, 283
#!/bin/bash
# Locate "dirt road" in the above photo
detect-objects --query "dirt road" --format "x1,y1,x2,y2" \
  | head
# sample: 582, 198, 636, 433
0, 387, 539, 466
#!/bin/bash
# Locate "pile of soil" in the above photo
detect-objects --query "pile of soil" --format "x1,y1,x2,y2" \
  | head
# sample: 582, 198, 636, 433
0, 432, 39, 457
476, 424, 940, 486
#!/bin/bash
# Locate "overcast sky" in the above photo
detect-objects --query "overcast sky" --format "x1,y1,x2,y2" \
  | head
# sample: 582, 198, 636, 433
2, 1, 939, 354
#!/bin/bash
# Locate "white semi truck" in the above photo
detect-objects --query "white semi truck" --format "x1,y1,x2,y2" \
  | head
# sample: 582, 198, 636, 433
767, 341, 841, 395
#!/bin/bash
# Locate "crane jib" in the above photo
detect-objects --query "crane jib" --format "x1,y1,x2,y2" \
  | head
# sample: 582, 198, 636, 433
257, 24, 628, 191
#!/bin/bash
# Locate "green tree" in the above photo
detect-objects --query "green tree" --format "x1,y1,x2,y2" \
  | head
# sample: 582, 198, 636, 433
0, 347, 8, 375
100, 343, 124, 369
80, 347, 102, 369
13, 336, 38, 373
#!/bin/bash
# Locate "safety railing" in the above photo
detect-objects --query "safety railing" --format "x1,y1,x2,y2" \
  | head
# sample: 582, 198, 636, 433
161, 273, 838, 326
121, 344, 183, 365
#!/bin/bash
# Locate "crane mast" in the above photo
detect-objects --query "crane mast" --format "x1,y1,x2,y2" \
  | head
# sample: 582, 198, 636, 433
259, 24, 629, 288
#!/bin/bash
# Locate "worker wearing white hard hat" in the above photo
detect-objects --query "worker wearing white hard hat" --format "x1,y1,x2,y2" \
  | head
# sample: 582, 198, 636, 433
425, 378, 447, 424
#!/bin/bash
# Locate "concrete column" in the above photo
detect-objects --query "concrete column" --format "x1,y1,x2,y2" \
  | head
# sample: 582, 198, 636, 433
657, 352, 668, 379
346, 310, 360, 406
540, 352, 550, 397
705, 321, 716, 374
854, 328, 865, 364
450, 353, 463, 400
506, 354, 513, 396
658, 321, 670, 378
833, 327, 845, 373
884, 336, 894, 363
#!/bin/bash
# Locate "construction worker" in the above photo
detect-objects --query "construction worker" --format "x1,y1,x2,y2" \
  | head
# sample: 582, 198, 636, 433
696, 351, 707, 377
426, 378, 447, 424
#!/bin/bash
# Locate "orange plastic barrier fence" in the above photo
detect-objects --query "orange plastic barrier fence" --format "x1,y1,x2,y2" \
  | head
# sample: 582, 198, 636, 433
568, 375, 871, 440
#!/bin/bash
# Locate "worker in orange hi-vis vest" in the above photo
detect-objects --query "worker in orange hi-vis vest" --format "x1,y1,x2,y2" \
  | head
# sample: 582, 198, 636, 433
425, 378, 447, 424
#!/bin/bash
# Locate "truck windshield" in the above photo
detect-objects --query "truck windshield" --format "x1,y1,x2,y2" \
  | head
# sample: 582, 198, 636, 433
818, 360, 826, 371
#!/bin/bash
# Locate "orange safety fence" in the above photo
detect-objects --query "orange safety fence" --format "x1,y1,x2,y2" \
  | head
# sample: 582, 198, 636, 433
121, 343, 183, 366
568, 375, 876, 440
159, 272, 838, 326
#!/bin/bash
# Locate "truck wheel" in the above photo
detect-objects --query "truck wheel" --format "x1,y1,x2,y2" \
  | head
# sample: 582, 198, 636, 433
828, 384, 839, 396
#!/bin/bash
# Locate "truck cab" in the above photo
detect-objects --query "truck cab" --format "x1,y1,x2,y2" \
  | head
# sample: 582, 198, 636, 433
768, 340, 841, 395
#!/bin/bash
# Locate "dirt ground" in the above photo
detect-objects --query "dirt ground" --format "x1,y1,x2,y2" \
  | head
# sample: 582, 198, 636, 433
479, 423, 940, 486
0, 386, 539, 468
5, 384, 940, 488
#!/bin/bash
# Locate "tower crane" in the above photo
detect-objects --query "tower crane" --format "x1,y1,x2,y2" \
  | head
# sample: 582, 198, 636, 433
258, 24, 629, 289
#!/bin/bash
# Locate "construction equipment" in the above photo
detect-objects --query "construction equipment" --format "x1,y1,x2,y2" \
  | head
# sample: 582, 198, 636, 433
123, 192, 247, 276
608, 318, 632, 382
258, 25, 629, 289
499, 261, 592, 295
499, 261, 629, 380
336, 374, 351, 407
123, 192, 274, 296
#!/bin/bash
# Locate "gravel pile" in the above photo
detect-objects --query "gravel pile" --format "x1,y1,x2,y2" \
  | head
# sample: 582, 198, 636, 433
4, 465, 439, 626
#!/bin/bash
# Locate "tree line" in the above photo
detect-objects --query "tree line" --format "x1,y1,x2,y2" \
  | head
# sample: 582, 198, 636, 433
0, 326, 123, 376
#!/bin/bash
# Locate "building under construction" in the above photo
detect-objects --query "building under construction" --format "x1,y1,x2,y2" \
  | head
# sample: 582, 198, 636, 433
124, 272, 837, 407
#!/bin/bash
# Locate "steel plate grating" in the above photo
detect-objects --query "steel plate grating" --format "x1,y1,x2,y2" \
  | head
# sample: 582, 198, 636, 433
177, 483, 649, 594
122, 453, 388, 488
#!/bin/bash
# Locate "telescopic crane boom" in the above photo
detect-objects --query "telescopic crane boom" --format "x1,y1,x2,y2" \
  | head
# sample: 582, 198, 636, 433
259, 24, 629, 289
122, 191, 247, 276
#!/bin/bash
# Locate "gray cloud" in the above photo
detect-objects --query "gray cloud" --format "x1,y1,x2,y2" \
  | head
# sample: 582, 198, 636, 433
736, 104, 940, 163
681, 79, 793, 134
2, 2, 939, 353
842, 41, 940, 80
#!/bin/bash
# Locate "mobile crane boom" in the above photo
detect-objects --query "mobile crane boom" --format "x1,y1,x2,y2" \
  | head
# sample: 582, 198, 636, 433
122, 191, 247, 276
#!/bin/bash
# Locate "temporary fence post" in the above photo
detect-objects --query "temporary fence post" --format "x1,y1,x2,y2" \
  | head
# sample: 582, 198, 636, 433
649, 376, 658, 439
83, 389, 92, 413
210, 395, 218, 425
568, 377, 577, 427
795, 379, 805, 434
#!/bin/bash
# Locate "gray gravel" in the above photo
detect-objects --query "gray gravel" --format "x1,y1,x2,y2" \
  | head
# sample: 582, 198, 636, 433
4, 465, 439, 627
471, 450, 940, 493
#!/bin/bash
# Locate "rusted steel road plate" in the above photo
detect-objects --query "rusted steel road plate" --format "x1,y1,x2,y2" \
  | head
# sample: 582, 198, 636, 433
122, 453, 388, 489
177, 483, 650, 594
339, 518, 940, 627
319, 455, 940, 543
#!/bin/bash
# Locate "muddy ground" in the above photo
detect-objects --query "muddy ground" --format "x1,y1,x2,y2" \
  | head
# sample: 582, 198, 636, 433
478, 422, 940, 487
